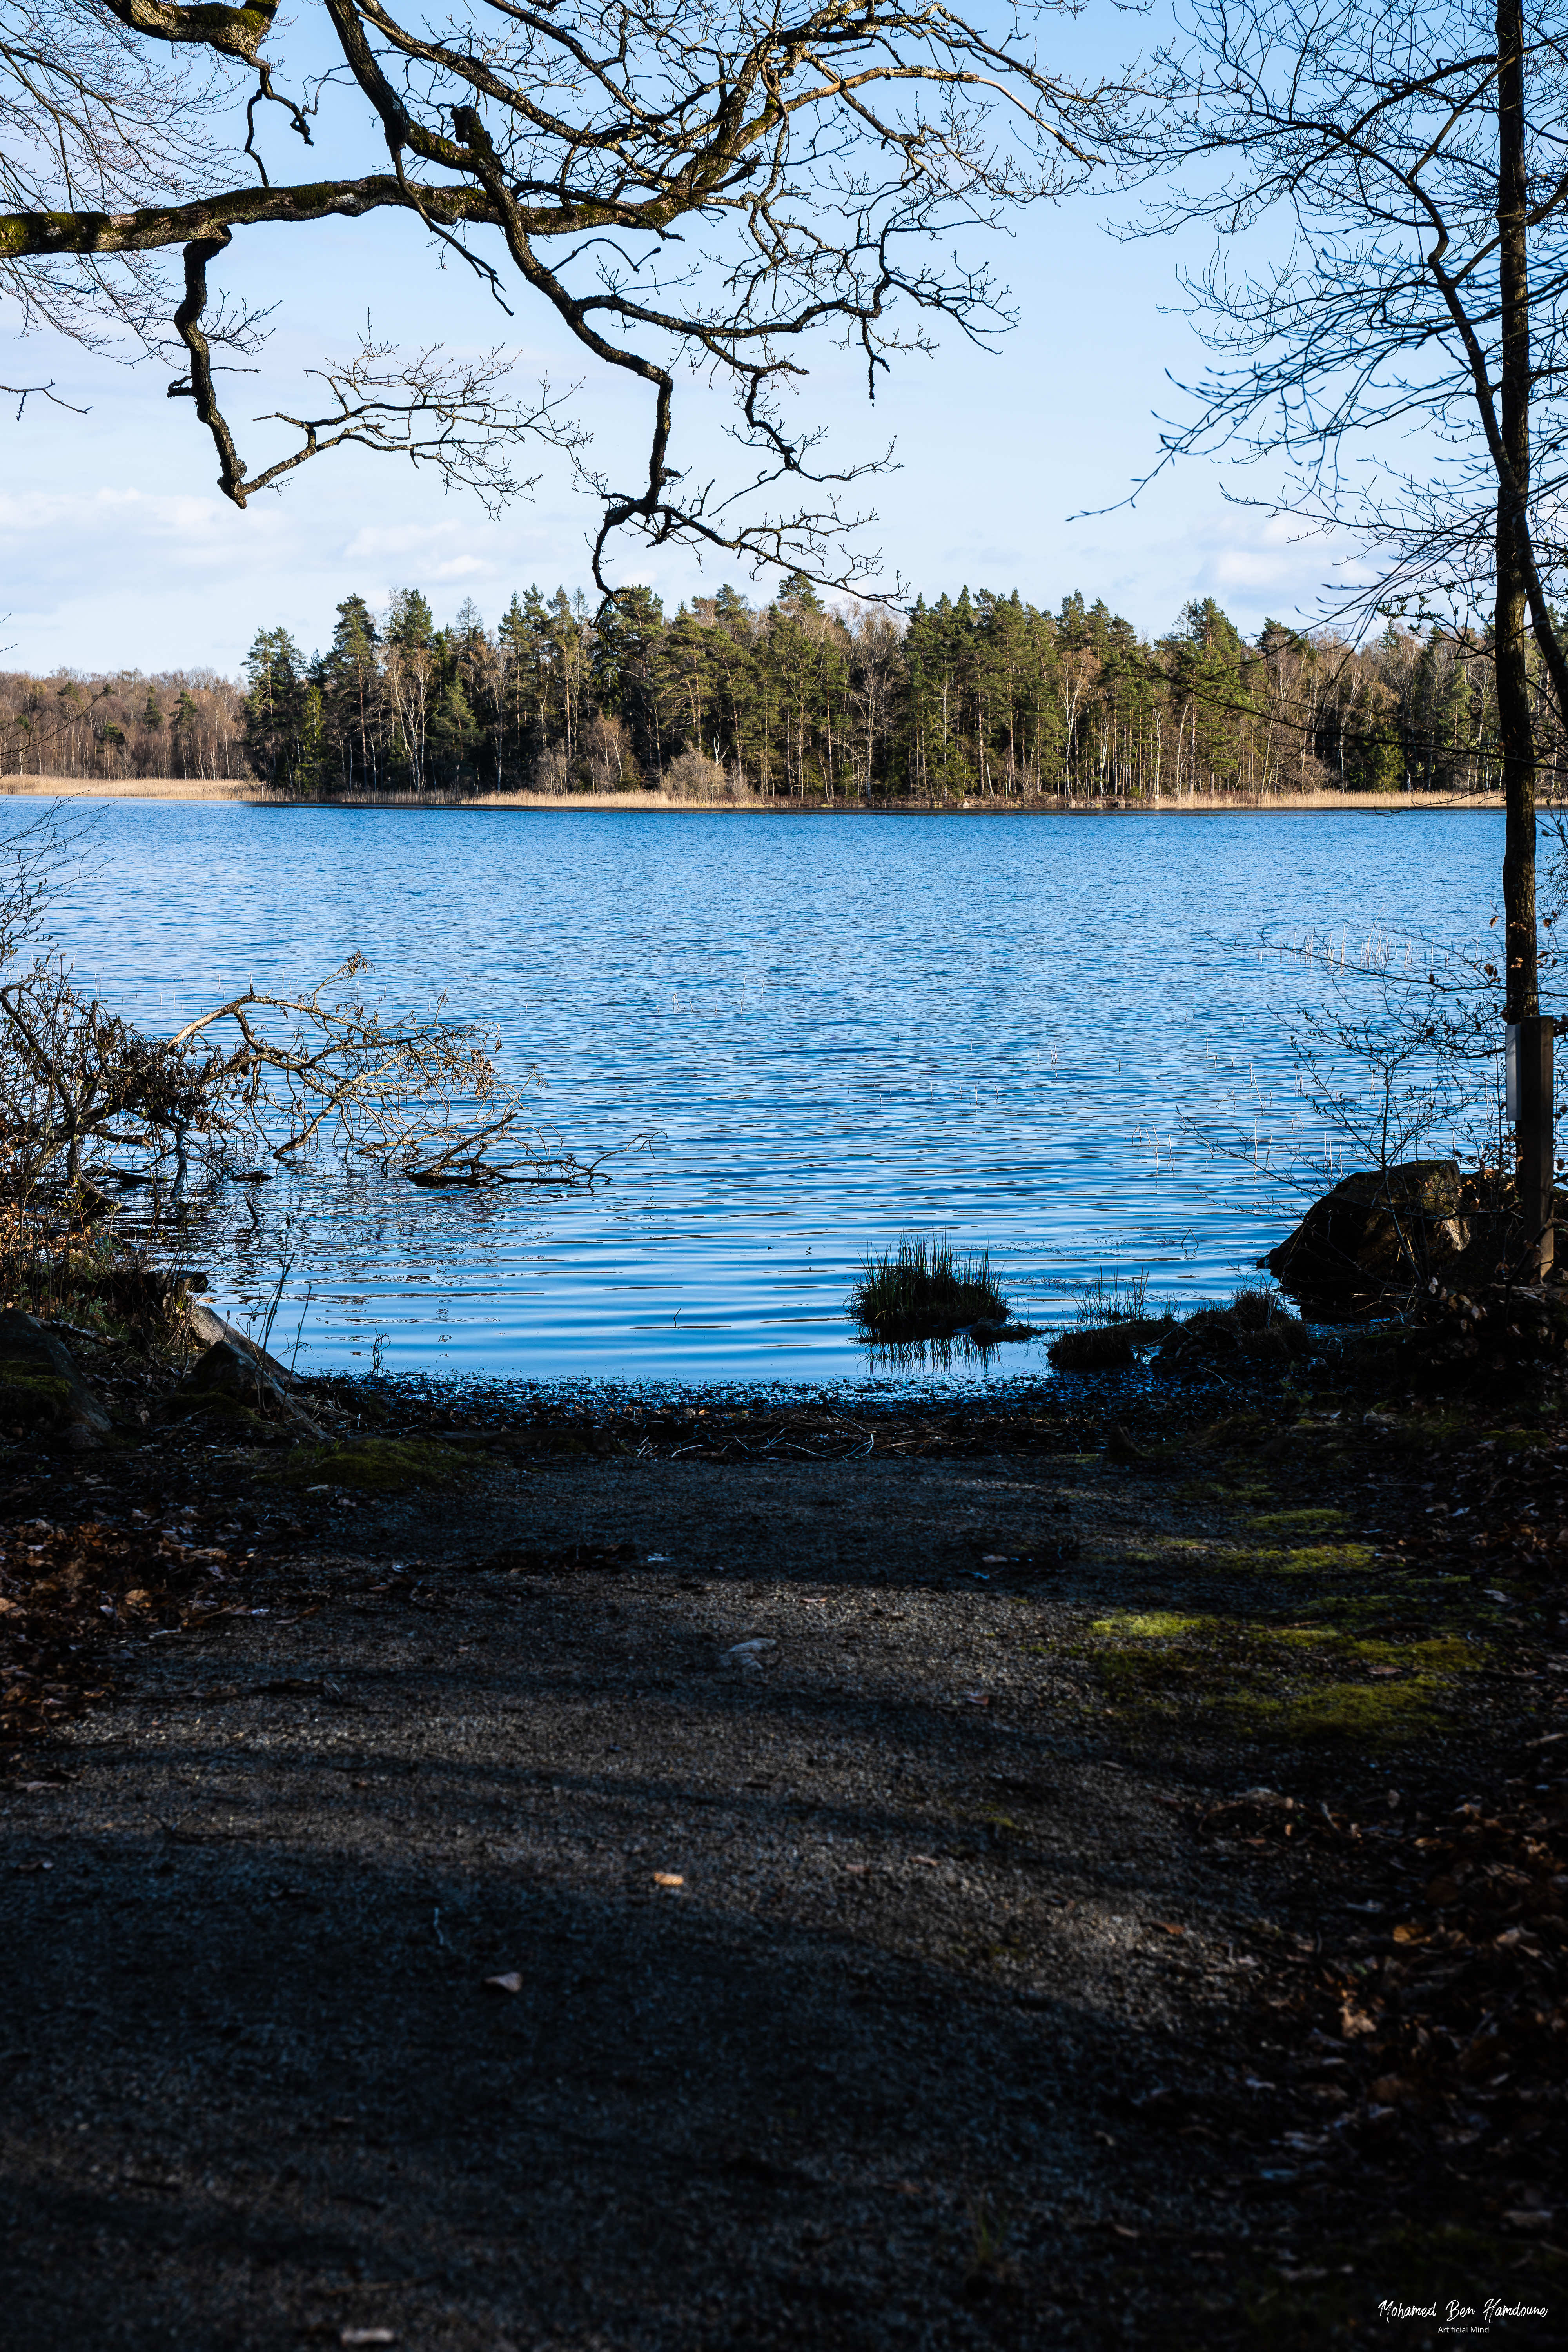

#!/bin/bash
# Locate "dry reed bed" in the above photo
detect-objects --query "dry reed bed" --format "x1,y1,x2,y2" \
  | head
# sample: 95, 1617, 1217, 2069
0, 777, 1506, 811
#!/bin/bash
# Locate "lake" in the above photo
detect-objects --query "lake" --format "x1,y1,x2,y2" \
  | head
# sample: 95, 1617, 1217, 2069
53, 802, 1505, 1388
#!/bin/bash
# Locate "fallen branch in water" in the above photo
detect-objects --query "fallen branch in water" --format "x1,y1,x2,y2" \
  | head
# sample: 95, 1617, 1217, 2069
401, 1134, 638, 1190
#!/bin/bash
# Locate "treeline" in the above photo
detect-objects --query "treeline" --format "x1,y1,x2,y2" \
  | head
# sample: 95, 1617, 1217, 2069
0, 578, 1524, 799
0, 670, 246, 782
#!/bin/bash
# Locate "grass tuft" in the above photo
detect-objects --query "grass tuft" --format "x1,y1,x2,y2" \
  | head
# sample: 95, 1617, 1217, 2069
848, 1236, 1010, 1340
1066, 1267, 1156, 1327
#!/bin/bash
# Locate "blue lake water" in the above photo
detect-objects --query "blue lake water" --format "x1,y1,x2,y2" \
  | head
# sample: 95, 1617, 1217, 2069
55, 802, 1505, 1387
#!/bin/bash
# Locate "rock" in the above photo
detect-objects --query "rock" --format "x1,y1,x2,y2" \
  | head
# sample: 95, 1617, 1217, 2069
722, 1638, 777, 1673
182, 1338, 323, 1435
1047, 1317, 1174, 1370
0, 1308, 113, 1440
1266, 1160, 1469, 1312
184, 1298, 298, 1389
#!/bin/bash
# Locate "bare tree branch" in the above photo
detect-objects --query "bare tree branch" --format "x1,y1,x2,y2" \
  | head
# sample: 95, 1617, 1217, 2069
1, 0, 1131, 586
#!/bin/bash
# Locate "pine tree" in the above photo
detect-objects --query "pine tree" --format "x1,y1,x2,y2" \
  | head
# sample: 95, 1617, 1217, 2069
321, 593, 381, 793
594, 587, 666, 781
242, 627, 309, 789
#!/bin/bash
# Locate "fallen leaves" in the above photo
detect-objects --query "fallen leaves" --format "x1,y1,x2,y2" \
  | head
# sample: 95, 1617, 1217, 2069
0, 1517, 240, 1749
652, 1871, 684, 1888
1286, 1770, 1568, 2208
482, 1971, 523, 1996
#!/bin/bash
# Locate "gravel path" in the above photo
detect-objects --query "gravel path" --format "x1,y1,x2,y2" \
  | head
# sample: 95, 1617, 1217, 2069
0, 1436, 1522, 2350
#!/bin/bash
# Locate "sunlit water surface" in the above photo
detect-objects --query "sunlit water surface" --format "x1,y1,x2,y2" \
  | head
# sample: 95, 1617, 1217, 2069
51, 803, 1504, 1390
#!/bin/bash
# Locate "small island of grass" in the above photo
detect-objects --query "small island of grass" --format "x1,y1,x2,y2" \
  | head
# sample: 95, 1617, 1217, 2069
847, 1235, 1014, 1341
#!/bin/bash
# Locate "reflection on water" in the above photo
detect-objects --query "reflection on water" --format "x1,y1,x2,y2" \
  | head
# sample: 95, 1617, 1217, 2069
51, 802, 1503, 1387
855, 1333, 1029, 1377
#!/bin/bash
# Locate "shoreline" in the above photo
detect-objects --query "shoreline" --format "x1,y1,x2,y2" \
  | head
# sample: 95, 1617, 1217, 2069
0, 776, 1507, 813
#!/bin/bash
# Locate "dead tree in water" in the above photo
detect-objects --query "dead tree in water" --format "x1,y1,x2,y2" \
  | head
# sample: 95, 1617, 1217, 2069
0, 820, 593, 1198
0, 949, 591, 1198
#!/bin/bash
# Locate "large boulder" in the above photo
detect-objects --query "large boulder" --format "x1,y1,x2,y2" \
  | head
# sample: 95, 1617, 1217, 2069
0, 1309, 113, 1443
1266, 1160, 1469, 1314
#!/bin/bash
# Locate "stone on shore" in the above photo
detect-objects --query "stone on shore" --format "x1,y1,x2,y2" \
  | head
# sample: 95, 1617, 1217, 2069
1266, 1159, 1469, 1312
182, 1336, 324, 1436
0, 1309, 113, 1442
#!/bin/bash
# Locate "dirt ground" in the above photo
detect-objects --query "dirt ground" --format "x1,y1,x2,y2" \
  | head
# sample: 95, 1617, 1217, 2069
2, 1385, 1564, 2350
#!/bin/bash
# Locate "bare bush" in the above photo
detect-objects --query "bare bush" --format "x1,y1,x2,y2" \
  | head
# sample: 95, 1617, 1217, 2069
664, 749, 726, 802
530, 746, 572, 799
0, 813, 599, 1200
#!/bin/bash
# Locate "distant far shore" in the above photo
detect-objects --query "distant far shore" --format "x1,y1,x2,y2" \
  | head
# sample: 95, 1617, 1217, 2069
0, 777, 1508, 814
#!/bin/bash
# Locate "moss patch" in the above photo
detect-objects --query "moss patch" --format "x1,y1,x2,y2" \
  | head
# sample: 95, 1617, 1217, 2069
1080, 1604, 1481, 1748
270, 1437, 479, 1493
1228, 1540, 1380, 1578
0, 1367, 75, 1426
1090, 1610, 1206, 1638
1227, 1678, 1441, 1742
178, 1391, 277, 1436
1249, 1505, 1349, 1534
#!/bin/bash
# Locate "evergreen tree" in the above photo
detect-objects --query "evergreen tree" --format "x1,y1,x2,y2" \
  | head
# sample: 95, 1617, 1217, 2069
385, 588, 436, 651
321, 593, 381, 793
242, 627, 310, 790
594, 587, 666, 781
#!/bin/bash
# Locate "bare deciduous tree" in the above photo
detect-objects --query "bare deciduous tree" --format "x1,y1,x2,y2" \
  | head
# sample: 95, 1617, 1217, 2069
1122, 0, 1568, 1265
2, 0, 1122, 588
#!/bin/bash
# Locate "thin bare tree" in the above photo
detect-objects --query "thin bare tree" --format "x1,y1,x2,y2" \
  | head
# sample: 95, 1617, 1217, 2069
1122, 0, 1568, 1265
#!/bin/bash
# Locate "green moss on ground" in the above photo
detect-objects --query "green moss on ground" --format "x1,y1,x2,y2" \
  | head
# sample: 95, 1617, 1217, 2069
1079, 1600, 1485, 1747
270, 1436, 480, 1493
177, 1392, 278, 1436
1234, 1540, 1380, 1578
1249, 1506, 1349, 1534
1227, 1678, 1441, 1743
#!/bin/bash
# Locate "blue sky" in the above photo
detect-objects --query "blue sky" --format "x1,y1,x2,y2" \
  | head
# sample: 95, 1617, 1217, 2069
2, 4, 1356, 675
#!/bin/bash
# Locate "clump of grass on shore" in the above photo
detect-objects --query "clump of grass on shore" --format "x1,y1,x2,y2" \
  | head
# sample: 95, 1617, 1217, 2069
1046, 1265, 1177, 1369
1047, 1273, 1307, 1371
848, 1236, 1010, 1341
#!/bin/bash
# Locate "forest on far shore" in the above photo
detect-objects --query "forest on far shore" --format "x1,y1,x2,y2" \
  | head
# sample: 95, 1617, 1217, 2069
0, 574, 1533, 803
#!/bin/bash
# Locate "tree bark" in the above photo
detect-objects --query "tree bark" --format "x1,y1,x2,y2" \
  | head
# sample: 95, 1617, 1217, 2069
1496, 0, 1553, 1268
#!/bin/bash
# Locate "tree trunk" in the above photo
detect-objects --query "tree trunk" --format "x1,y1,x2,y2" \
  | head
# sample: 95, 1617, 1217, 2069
1497, 0, 1553, 1270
